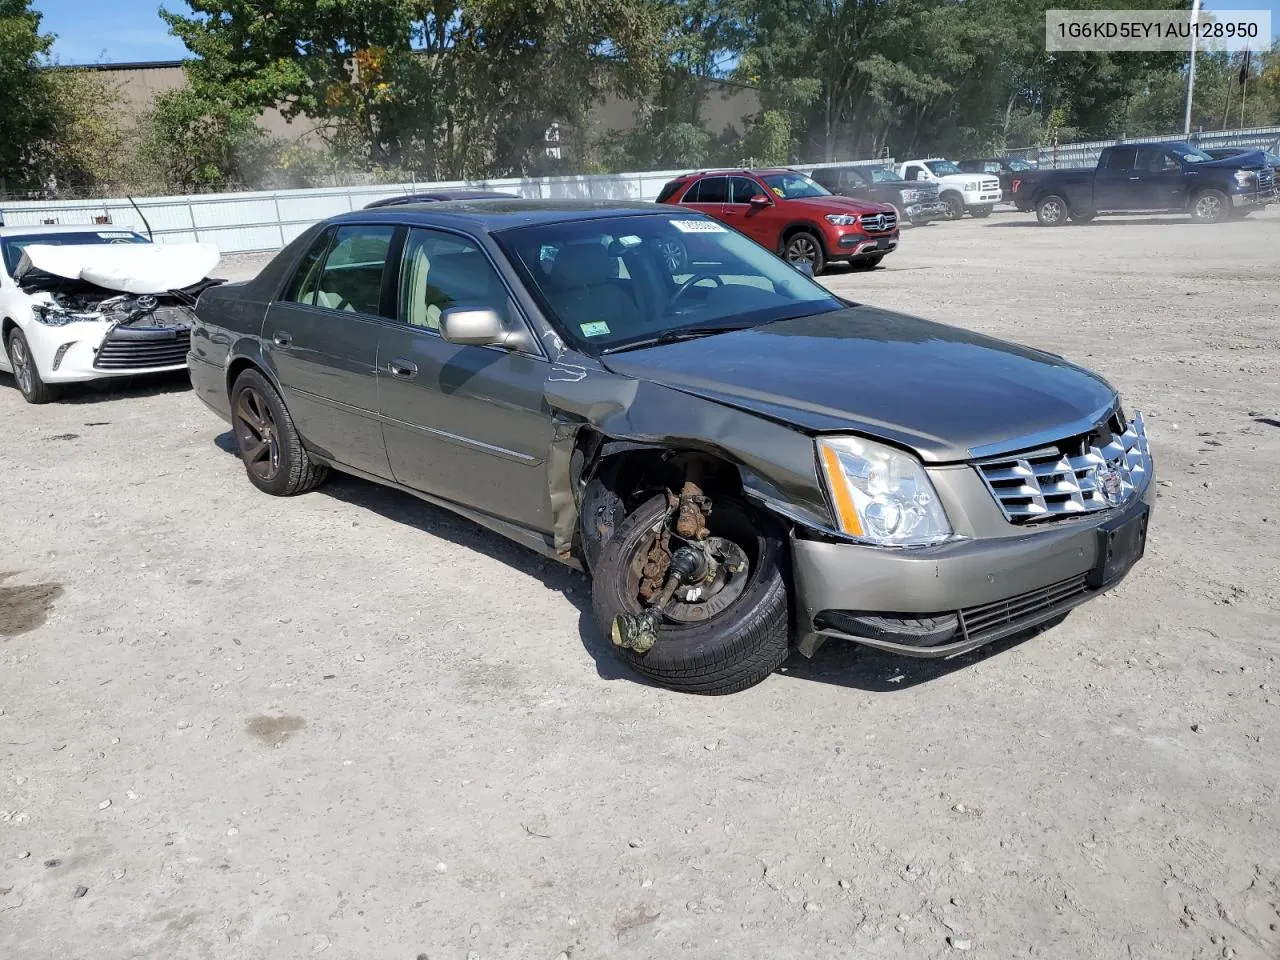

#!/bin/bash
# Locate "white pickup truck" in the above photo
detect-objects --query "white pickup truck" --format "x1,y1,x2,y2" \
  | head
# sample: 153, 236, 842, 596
896, 159, 1002, 220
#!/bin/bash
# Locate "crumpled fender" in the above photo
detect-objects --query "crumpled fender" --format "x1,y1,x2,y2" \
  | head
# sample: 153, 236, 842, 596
543, 359, 835, 556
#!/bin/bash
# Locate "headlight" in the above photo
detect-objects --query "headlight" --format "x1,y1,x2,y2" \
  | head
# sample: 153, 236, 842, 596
33, 305, 78, 327
1234, 169, 1256, 185
824, 214, 859, 226
817, 436, 952, 546
964, 181, 980, 192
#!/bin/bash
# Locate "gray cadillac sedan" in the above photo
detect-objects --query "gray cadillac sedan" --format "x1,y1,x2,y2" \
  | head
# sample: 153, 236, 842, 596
188, 199, 1154, 695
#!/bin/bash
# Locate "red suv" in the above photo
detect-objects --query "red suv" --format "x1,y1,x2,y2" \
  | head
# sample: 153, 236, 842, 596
656, 168, 899, 274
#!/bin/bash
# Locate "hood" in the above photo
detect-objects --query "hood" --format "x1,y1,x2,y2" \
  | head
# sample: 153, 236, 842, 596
16, 242, 221, 294
600, 306, 1118, 463
1198, 150, 1269, 171
787, 195, 895, 216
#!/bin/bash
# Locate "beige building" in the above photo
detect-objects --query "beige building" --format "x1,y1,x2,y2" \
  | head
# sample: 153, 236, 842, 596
75, 60, 760, 155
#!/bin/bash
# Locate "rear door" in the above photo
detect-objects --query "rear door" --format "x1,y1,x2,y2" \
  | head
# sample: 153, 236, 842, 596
678, 175, 731, 225
376, 226, 554, 532
264, 223, 397, 477
1095, 146, 1140, 210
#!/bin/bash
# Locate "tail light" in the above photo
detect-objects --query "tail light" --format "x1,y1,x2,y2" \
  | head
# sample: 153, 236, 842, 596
1012, 179, 1021, 193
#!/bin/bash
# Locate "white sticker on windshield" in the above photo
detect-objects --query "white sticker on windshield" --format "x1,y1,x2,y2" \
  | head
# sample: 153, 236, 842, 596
580, 321, 611, 338
670, 219, 726, 234
97, 232, 135, 239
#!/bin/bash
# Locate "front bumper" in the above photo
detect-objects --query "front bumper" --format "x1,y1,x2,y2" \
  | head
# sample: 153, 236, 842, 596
833, 230, 899, 258
23, 320, 190, 384
904, 200, 949, 221
963, 191, 1003, 206
1232, 186, 1275, 206
792, 476, 1155, 659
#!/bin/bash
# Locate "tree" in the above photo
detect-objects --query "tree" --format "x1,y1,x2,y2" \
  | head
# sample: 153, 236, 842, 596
132, 88, 268, 194
0, 0, 57, 189
34, 68, 127, 195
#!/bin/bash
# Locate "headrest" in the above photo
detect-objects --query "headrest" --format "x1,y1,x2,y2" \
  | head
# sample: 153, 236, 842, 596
548, 242, 614, 289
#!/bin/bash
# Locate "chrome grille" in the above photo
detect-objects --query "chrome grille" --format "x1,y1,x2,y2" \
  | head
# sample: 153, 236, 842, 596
981, 178, 1000, 192
975, 410, 1152, 523
858, 211, 898, 232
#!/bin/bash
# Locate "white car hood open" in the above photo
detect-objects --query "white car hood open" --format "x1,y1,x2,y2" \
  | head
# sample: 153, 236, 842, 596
15, 242, 221, 295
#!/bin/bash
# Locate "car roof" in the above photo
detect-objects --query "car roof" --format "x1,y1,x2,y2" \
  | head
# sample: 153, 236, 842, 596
329, 198, 680, 233
669, 167, 795, 179
0, 224, 147, 237
363, 190, 518, 208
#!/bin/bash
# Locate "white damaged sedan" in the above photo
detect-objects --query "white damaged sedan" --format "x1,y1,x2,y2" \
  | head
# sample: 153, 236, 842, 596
0, 226, 222, 403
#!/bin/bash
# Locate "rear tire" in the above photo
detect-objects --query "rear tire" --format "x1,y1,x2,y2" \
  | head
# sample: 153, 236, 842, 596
591, 494, 791, 695
783, 230, 826, 276
5, 328, 56, 404
1035, 194, 1069, 226
970, 205, 993, 218
1070, 208, 1096, 222
230, 368, 328, 496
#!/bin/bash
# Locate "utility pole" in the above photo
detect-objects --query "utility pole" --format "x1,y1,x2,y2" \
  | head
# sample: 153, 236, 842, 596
1183, 0, 1202, 138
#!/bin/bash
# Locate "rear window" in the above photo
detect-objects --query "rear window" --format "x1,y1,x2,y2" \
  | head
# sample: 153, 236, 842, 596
655, 179, 688, 204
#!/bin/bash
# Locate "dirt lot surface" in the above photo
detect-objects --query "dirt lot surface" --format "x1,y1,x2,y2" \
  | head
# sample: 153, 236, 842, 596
2, 208, 1279, 960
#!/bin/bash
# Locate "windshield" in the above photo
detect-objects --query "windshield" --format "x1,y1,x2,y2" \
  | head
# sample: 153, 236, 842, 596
1006, 159, 1034, 171
925, 160, 963, 176
1169, 143, 1214, 164
2, 230, 150, 276
869, 167, 900, 183
495, 213, 844, 355
759, 172, 831, 199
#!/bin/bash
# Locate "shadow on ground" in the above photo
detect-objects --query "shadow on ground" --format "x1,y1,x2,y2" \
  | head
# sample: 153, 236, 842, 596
213, 431, 1045, 693
0, 370, 191, 405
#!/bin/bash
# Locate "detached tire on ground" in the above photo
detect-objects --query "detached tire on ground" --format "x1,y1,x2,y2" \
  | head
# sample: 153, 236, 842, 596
230, 368, 328, 496
590, 494, 791, 695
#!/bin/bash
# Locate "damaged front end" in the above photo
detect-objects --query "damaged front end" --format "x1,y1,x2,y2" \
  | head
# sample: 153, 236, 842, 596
27, 280, 220, 372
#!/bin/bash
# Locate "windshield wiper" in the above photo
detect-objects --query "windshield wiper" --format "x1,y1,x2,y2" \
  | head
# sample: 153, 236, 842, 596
600, 321, 758, 354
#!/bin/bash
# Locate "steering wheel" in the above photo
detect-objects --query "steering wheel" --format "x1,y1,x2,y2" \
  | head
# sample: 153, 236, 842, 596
669, 272, 724, 307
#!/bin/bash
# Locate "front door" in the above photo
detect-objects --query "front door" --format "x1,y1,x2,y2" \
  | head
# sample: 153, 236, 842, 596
376, 227, 554, 533
1135, 147, 1189, 211
1095, 146, 1140, 210
723, 175, 776, 247
265, 223, 396, 477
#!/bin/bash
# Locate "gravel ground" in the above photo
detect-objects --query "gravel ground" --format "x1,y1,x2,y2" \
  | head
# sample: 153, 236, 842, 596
2, 208, 1278, 960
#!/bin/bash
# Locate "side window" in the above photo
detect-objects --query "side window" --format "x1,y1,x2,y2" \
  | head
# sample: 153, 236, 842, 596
1105, 147, 1138, 170
730, 176, 763, 203
694, 176, 729, 204
398, 228, 512, 332
679, 180, 701, 203
311, 224, 395, 316
1159, 151, 1181, 171
984, 162, 1000, 174
655, 179, 685, 204
904, 165, 923, 181
282, 229, 335, 304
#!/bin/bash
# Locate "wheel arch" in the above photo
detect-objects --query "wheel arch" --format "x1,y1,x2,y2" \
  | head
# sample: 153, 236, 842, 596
778, 220, 829, 255
224, 339, 282, 400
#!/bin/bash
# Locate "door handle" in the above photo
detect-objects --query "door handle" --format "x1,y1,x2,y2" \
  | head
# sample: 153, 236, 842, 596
387, 358, 418, 380
273, 331, 293, 346
1129, 176, 1141, 181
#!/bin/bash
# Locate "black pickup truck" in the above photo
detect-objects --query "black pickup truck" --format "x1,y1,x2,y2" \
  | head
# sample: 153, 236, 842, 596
1011, 141, 1275, 225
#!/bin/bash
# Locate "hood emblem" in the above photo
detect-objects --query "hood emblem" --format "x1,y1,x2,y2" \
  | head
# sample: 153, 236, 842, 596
135, 295, 158, 312
1094, 460, 1126, 506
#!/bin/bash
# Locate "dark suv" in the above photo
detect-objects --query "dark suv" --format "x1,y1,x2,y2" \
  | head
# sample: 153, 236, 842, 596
808, 165, 949, 224
656, 168, 898, 274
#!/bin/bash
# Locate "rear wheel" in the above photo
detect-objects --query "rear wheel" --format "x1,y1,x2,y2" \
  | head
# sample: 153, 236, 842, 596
590, 494, 791, 695
1070, 208, 1096, 223
5, 328, 56, 404
970, 205, 993, 218
1190, 189, 1230, 224
230, 368, 328, 496
1035, 194, 1068, 226
783, 230, 826, 275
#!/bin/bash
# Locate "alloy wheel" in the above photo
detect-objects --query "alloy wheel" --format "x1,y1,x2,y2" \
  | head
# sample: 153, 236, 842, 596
785, 235, 819, 265
1195, 194, 1223, 221
8, 335, 33, 396
234, 386, 281, 482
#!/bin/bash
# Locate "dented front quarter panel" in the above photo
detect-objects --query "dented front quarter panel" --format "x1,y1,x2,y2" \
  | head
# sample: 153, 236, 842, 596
543, 352, 835, 556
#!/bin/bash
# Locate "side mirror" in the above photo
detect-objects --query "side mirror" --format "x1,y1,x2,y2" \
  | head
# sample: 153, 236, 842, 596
439, 306, 530, 352
791, 260, 815, 278
749, 194, 771, 208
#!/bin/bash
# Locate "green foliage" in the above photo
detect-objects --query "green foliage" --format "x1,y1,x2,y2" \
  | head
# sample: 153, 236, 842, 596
0, 0, 56, 187
34, 68, 127, 193
131, 88, 268, 193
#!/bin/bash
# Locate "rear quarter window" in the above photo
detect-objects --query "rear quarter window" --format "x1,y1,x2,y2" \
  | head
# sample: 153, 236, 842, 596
656, 179, 688, 204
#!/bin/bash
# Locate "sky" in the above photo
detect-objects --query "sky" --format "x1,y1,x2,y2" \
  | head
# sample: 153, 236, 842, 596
32, 0, 1280, 66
